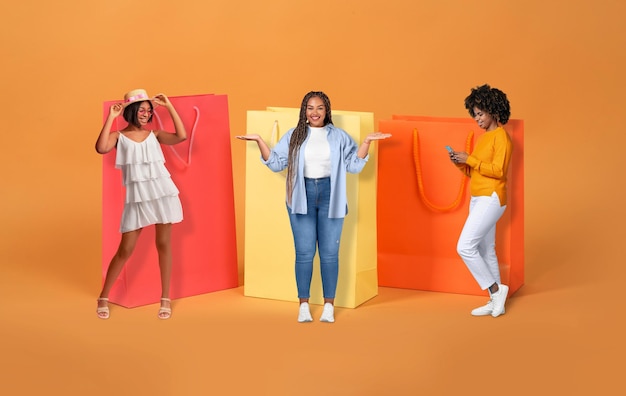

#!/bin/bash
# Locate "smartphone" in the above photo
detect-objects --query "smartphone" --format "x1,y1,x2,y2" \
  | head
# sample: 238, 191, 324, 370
445, 145, 454, 153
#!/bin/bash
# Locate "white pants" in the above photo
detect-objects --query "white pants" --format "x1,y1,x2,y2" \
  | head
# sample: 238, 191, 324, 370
457, 192, 507, 290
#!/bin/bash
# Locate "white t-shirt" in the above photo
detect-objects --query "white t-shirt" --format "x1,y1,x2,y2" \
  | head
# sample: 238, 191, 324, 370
304, 126, 331, 178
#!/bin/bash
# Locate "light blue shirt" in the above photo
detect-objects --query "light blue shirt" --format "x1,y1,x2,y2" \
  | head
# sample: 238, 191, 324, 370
262, 124, 368, 218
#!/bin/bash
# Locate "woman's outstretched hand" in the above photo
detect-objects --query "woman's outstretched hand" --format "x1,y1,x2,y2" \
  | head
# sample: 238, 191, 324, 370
364, 132, 392, 143
235, 134, 262, 141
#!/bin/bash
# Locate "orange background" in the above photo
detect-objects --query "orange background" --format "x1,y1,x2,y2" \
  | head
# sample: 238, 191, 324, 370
1, 1, 624, 395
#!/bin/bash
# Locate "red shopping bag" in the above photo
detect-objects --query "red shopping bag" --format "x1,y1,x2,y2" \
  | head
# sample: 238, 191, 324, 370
377, 115, 524, 296
101, 94, 238, 307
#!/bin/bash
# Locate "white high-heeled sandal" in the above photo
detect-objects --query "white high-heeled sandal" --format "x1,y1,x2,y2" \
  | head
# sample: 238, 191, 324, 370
96, 298, 109, 320
158, 298, 172, 320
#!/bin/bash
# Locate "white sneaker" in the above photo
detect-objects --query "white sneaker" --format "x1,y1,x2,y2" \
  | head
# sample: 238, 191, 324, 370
471, 299, 505, 316
471, 299, 494, 316
491, 284, 509, 318
298, 302, 313, 323
320, 303, 335, 323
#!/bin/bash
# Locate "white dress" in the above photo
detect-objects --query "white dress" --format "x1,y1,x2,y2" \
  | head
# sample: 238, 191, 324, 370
115, 132, 183, 233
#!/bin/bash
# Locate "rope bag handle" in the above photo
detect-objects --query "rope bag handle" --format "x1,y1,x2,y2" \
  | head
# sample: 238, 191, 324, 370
153, 106, 200, 168
412, 128, 473, 212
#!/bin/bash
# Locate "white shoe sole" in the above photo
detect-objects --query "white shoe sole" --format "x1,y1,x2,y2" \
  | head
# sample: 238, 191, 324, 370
472, 307, 505, 316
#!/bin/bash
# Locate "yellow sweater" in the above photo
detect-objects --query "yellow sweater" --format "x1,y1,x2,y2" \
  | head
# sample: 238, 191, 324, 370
460, 126, 512, 206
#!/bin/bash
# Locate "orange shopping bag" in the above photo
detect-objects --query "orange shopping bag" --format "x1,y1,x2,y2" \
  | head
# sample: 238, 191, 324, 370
376, 115, 524, 296
101, 94, 238, 307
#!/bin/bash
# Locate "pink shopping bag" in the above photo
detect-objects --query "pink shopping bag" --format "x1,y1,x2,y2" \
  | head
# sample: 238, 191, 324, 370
101, 94, 238, 307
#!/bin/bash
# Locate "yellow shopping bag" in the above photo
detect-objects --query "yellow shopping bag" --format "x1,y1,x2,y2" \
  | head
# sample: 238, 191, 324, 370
243, 108, 378, 308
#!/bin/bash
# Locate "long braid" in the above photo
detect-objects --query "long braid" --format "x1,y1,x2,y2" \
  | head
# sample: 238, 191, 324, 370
285, 91, 333, 204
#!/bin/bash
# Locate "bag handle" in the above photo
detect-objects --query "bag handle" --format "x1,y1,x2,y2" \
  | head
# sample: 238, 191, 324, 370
270, 120, 279, 147
270, 120, 288, 177
412, 128, 473, 212
153, 106, 200, 168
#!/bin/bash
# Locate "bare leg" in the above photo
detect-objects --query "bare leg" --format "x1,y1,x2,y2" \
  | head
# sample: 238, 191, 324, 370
155, 223, 172, 318
97, 229, 142, 316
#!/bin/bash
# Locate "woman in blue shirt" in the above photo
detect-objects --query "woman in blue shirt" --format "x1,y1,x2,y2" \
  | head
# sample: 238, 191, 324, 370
237, 91, 390, 323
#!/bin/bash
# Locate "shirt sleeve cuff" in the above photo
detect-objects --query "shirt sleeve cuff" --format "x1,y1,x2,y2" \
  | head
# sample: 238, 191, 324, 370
465, 156, 478, 168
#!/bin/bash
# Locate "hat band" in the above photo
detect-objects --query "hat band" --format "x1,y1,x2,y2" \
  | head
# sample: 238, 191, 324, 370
125, 93, 149, 103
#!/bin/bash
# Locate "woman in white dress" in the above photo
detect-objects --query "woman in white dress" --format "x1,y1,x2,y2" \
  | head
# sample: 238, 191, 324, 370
95, 89, 187, 320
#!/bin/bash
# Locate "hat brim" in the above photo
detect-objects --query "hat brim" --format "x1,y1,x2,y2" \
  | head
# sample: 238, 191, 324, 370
122, 97, 154, 108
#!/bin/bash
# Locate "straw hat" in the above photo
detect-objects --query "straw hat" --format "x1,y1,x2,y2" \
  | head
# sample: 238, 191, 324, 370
122, 89, 153, 106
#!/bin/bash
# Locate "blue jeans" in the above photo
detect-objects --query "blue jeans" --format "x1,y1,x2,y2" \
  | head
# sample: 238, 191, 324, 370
287, 177, 344, 299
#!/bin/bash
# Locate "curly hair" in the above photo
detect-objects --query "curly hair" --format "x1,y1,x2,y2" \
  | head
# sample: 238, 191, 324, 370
464, 84, 510, 125
123, 100, 154, 127
285, 91, 333, 202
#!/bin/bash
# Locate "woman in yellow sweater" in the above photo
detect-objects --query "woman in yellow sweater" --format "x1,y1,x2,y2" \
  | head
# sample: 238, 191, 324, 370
449, 84, 512, 318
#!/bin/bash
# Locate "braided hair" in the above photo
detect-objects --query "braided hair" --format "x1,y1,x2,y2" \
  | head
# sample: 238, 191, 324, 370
285, 91, 333, 203
464, 84, 510, 125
